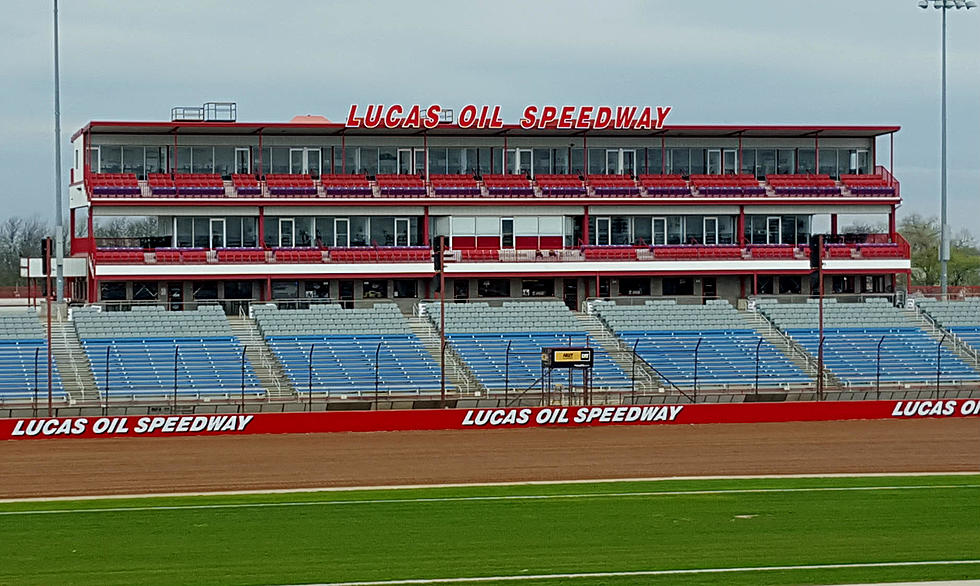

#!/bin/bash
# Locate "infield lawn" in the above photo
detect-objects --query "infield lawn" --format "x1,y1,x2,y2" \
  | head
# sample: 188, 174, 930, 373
0, 474, 977, 585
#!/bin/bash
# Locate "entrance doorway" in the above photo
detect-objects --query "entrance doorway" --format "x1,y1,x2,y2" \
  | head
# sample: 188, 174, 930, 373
563, 279, 578, 310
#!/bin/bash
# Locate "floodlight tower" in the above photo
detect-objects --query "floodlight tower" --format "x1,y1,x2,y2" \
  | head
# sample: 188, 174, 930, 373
918, 0, 975, 299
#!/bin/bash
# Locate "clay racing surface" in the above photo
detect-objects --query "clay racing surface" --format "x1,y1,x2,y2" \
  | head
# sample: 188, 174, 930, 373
0, 418, 977, 499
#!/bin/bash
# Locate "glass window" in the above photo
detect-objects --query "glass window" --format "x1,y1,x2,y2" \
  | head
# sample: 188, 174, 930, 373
271, 147, 290, 174
796, 216, 810, 246
378, 147, 397, 175
718, 216, 735, 245
133, 282, 158, 301
534, 148, 551, 175
685, 215, 704, 245
662, 277, 693, 296
670, 148, 690, 175
782, 216, 796, 245
393, 280, 418, 298
446, 148, 464, 174
553, 148, 569, 174
690, 149, 705, 175
777, 149, 795, 174
570, 148, 585, 174
741, 149, 756, 177
798, 149, 816, 174
100, 282, 127, 301
359, 147, 378, 175
193, 282, 218, 300
362, 280, 388, 299
521, 279, 554, 297
818, 149, 837, 178
294, 217, 312, 247
172, 146, 190, 174
667, 216, 683, 245
476, 147, 492, 175
145, 147, 168, 175
350, 217, 369, 246
344, 147, 357, 175
620, 277, 650, 296
191, 147, 214, 173
648, 147, 663, 174
428, 148, 447, 175
101, 146, 122, 174
757, 149, 776, 178
226, 217, 242, 247
633, 216, 652, 245
242, 217, 257, 247
176, 217, 193, 247
478, 279, 510, 297
588, 148, 604, 175
857, 150, 871, 174
263, 216, 278, 248
122, 146, 144, 177
611, 217, 631, 245
214, 147, 235, 178
272, 281, 299, 299
370, 217, 394, 246
304, 281, 330, 299
193, 218, 209, 248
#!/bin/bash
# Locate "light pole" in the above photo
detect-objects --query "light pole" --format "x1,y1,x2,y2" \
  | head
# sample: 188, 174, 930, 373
919, 0, 976, 299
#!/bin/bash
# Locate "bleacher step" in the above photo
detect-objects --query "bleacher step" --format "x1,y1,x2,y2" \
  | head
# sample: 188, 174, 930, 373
904, 309, 980, 375
44, 303, 99, 403
740, 309, 842, 391
572, 312, 659, 394
227, 316, 296, 399
407, 315, 481, 396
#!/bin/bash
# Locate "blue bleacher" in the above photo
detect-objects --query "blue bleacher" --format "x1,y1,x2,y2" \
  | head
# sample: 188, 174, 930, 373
0, 338, 66, 403
74, 306, 263, 399
446, 331, 630, 391
592, 300, 809, 389
254, 303, 444, 396
618, 330, 810, 388
760, 298, 980, 386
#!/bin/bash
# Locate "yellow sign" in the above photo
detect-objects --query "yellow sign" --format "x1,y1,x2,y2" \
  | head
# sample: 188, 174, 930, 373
554, 350, 590, 363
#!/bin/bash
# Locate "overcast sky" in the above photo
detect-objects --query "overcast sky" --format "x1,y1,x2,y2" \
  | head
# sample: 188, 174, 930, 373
1, 0, 977, 232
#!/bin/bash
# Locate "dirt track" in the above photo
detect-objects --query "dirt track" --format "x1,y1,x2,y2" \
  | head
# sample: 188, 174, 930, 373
1, 418, 978, 499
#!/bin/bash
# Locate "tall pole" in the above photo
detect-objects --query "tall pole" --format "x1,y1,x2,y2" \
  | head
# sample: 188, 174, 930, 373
240, 346, 247, 412
53, 0, 65, 302
504, 340, 512, 404
936, 332, 946, 399
45, 238, 53, 417
439, 235, 446, 407
308, 343, 315, 411
693, 337, 702, 403
817, 234, 825, 400
939, 3, 949, 299
172, 344, 179, 413
876, 335, 885, 399
754, 337, 763, 395
374, 341, 381, 409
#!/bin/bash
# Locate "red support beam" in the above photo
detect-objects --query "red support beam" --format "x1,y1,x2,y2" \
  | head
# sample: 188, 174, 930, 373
889, 205, 897, 239
258, 206, 265, 248
737, 205, 746, 247
830, 214, 838, 236
423, 206, 430, 246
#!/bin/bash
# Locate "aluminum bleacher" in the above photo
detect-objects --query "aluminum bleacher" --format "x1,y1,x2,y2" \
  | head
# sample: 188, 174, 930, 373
0, 311, 66, 404
73, 305, 263, 399
423, 300, 629, 392
253, 303, 443, 396
916, 297, 980, 356
592, 299, 809, 388
758, 298, 979, 386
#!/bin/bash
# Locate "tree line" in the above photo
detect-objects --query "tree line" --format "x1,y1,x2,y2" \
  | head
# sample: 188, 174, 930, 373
0, 214, 976, 287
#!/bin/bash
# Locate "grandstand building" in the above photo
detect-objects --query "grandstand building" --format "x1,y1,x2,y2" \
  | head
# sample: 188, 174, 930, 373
66, 105, 909, 311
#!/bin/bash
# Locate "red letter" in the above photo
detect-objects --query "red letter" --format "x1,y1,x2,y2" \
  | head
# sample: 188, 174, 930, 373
345, 104, 361, 127
363, 104, 383, 129
574, 106, 593, 129
384, 104, 403, 128
538, 105, 558, 129
594, 106, 612, 129
520, 106, 537, 129
635, 107, 652, 130
613, 106, 637, 129
655, 106, 672, 129
458, 104, 477, 128
424, 104, 441, 129
557, 106, 575, 129
404, 105, 422, 128
489, 105, 504, 128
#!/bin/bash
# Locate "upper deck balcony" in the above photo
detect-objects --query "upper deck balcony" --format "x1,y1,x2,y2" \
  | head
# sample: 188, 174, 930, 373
82, 170, 901, 207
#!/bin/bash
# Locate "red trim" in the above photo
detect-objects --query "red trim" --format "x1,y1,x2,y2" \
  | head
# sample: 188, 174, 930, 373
88, 196, 900, 208
1, 399, 971, 441
72, 121, 903, 142
258, 206, 265, 248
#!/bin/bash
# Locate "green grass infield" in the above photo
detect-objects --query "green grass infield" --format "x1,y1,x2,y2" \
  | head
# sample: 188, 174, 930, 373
1, 474, 978, 586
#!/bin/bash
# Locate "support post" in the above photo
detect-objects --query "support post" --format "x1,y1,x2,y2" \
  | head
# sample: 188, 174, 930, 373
876, 335, 885, 399
374, 341, 382, 409
936, 333, 946, 399
104, 345, 110, 416
693, 337, 702, 403
754, 337, 763, 395
240, 345, 247, 412
631, 338, 639, 404
45, 238, 53, 417
817, 234, 825, 400
439, 235, 446, 408
172, 344, 179, 413
308, 343, 315, 411
33, 348, 40, 418
504, 340, 512, 404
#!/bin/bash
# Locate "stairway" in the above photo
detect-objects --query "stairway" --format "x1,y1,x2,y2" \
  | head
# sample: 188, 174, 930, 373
903, 309, 980, 374
227, 316, 296, 399
740, 309, 843, 390
572, 312, 659, 393
406, 314, 481, 396
44, 303, 99, 403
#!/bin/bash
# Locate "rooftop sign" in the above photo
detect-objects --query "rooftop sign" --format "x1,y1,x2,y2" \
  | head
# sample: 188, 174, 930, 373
345, 104, 672, 130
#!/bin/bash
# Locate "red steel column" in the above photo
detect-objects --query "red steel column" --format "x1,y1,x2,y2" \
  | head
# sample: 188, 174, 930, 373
737, 205, 746, 248
830, 214, 838, 236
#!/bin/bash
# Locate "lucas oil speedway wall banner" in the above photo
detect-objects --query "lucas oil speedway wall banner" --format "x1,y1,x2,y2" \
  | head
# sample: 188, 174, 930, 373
1, 399, 977, 441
